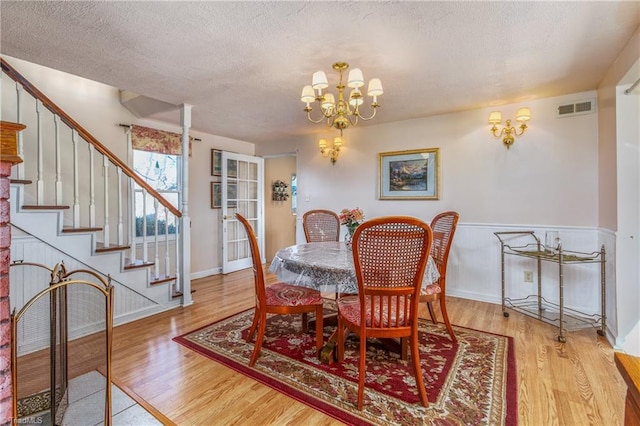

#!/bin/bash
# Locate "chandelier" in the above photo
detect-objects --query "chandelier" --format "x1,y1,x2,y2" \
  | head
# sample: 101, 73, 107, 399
300, 62, 383, 134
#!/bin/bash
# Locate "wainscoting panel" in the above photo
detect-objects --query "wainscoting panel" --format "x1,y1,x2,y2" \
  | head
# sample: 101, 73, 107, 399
10, 235, 163, 354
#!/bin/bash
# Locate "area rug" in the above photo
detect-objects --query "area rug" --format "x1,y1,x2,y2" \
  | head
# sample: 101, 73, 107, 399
173, 301, 517, 425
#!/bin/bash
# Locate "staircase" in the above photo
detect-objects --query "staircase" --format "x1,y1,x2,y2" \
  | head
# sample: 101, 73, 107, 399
2, 57, 191, 325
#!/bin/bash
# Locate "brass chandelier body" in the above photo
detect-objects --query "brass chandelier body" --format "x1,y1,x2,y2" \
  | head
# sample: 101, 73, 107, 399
301, 62, 383, 134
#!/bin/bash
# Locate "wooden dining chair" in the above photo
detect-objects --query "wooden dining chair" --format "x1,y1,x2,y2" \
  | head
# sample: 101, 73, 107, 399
336, 216, 433, 410
421, 211, 459, 343
302, 209, 340, 242
236, 213, 324, 367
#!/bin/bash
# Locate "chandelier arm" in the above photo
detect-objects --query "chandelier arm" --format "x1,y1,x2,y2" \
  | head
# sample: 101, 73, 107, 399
305, 109, 328, 124
490, 126, 506, 139
514, 123, 528, 136
354, 107, 379, 121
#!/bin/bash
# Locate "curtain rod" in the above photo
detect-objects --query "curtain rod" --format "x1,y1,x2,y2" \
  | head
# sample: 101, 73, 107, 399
118, 123, 201, 141
624, 77, 640, 95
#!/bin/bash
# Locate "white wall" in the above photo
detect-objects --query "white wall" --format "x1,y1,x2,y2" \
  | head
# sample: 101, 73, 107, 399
258, 91, 613, 342
597, 25, 640, 356
2, 56, 256, 277
262, 92, 599, 228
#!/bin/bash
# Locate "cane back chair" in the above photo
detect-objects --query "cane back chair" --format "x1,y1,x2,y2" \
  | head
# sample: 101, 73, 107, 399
420, 211, 459, 343
236, 213, 324, 367
302, 209, 340, 242
336, 216, 433, 409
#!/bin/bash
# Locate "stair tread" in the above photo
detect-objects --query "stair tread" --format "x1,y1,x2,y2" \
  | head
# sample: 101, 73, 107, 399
62, 226, 102, 233
150, 275, 177, 285
124, 259, 154, 270
23, 204, 70, 210
10, 179, 32, 184
95, 243, 130, 253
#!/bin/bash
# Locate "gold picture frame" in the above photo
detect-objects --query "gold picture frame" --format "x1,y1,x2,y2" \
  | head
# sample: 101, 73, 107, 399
379, 148, 440, 200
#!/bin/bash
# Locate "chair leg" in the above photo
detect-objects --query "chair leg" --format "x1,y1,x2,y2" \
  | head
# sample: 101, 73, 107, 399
301, 312, 309, 333
426, 301, 438, 324
314, 305, 324, 353
357, 332, 366, 410
410, 330, 429, 408
246, 309, 259, 343
248, 312, 267, 367
336, 316, 345, 362
439, 297, 457, 343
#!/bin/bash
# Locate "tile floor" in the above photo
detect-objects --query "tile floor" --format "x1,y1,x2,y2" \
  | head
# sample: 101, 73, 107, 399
19, 371, 163, 426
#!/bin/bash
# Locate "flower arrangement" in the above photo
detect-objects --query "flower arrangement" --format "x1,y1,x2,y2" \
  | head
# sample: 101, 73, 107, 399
339, 207, 365, 234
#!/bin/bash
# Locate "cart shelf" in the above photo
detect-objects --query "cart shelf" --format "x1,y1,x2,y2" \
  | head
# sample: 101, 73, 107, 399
495, 231, 606, 343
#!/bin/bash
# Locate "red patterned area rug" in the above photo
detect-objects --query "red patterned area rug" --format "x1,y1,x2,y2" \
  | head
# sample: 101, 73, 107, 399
173, 302, 517, 425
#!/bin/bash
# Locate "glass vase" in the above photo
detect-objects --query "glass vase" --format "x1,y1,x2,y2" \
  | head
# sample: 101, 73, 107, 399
344, 224, 358, 249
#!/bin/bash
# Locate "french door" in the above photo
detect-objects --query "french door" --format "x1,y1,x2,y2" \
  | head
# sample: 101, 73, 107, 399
221, 151, 264, 273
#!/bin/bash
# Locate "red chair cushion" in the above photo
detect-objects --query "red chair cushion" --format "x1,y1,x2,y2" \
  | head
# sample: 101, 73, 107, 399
337, 295, 410, 327
266, 282, 323, 306
421, 283, 442, 296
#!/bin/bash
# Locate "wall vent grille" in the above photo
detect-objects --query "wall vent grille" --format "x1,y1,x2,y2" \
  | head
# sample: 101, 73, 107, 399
556, 99, 596, 118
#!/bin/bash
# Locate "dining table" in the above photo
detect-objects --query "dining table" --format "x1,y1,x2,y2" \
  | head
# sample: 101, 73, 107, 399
268, 241, 440, 295
268, 241, 440, 363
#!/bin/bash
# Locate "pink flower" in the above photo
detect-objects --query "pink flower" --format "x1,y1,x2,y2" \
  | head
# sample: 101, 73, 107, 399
339, 207, 365, 227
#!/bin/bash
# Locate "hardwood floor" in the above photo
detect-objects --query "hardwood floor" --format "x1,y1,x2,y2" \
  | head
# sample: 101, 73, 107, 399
110, 268, 627, 425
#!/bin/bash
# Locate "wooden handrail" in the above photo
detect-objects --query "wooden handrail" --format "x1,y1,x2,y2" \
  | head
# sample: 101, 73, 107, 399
1, 57, 182, 218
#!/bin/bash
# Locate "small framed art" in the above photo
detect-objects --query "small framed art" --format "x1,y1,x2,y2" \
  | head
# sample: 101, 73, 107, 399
211, 149, 222, 176
379, 148, 440, 200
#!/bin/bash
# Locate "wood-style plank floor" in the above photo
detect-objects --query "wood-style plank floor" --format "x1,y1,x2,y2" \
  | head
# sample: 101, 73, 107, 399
110, 268, 627, 425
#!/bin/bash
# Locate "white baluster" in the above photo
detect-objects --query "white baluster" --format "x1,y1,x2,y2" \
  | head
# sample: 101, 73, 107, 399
88, 144, 95, 227
102, 155, 110, 247
142, 188, 148, 263
153, 198, 159, 279
128, 186, 137, 264
165, 207, 170, 278
72, 130, 80, 228
117, 167, 124, 246
15, 82, 24, 180
53, 114, 62, 205
36, 99, 44, 204
126, 129, 136, 263
174, 217, 181, 295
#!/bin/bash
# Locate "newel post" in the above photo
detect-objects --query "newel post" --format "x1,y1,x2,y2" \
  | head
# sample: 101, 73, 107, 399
179, 104, 193, 306
0, 121, 25, 426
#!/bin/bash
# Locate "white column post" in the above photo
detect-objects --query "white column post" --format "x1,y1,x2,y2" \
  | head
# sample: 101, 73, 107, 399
179, 103, 193, 306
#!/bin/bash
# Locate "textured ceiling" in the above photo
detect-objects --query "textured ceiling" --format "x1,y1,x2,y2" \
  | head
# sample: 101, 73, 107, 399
1, 1, 639, 146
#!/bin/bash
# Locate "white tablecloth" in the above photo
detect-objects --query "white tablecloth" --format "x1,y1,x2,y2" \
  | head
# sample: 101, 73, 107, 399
269, 241, 440, 295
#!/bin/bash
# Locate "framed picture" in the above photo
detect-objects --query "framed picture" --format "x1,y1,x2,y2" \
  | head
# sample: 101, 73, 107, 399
211, 182, 221, 209
211, 150, 222, 176
379, 148, 440, 200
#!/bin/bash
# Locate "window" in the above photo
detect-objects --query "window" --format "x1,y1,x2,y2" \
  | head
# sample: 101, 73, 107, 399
132, 150, 180, 237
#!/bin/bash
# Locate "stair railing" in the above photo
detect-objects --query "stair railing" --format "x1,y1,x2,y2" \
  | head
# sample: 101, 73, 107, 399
1, 57, 187, 300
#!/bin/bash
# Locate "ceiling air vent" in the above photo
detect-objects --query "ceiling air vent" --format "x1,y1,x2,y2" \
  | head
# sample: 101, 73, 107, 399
556, 99, 596, 118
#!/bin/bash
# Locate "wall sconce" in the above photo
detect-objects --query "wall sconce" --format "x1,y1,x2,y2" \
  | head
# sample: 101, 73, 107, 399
318, 136, 342, 165
488, 107, 531, 148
